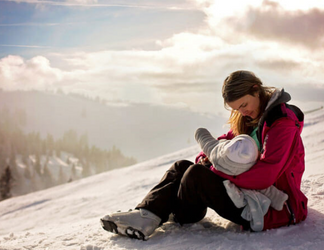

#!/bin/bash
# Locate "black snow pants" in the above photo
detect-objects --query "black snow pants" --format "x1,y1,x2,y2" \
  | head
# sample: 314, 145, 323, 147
136, 160, 250, 229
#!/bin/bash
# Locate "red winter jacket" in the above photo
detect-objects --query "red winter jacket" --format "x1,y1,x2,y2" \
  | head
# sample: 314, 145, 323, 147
197, 89, 308, 230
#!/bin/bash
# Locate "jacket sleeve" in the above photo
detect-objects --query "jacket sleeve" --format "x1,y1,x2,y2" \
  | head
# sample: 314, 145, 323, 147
213, 118, 300, 190
217, 130, 235, 140
195, 151, 206, 164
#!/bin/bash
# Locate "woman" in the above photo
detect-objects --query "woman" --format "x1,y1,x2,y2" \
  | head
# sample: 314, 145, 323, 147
100, 70, 308, 240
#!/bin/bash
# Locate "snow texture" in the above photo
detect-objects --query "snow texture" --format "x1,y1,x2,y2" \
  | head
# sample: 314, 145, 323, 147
1, 109, 324, 250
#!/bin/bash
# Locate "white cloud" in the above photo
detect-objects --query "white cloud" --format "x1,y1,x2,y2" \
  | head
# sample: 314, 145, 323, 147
1, 0, 324, 114
0, 55, 62, 90
1, 34, 324, 114
276, 0, 324, 11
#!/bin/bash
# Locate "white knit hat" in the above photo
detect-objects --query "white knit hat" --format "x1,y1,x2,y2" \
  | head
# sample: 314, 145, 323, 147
223, 134, 259, 164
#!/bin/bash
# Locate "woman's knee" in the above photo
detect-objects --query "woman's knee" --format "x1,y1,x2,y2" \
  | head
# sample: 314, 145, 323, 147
185, 164, 206, 178
181, 164, 206, 186
170, 160, 194, 174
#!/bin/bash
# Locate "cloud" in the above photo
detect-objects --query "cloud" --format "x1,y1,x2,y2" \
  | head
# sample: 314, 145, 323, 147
0, 55, 62, 90
1, 36, 322, 115
256, 59, 300, 72
1, 0, 324, 115
0, 47, 228, 113
223, 0, 324, 49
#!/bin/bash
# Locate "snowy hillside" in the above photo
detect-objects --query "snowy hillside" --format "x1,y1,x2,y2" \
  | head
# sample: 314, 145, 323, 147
1, 108, 324, 250
11, 152, 83, 197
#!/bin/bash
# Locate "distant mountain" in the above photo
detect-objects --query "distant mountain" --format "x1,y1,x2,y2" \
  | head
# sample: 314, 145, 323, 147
0, 90, 226, 161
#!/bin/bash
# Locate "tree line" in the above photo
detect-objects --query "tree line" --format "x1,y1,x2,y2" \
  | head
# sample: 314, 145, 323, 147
0, 105, 137, 201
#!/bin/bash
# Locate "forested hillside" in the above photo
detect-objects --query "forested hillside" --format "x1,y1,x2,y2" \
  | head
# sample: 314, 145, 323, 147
0, 90, 225, 162
0, 105, 136, 200
0, 89, 225, 201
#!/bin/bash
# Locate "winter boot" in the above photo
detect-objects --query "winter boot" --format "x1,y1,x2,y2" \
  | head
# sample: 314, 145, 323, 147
100, 209, 161, 240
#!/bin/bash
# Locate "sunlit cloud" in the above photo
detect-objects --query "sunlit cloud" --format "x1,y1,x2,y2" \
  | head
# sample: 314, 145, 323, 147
256, 59, 300, 72
0, 55, 62, 90
223, 1, 324, 49
1, 0, 324, 115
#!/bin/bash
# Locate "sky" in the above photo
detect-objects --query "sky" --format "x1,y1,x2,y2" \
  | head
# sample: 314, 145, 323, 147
0, 0, 324, 116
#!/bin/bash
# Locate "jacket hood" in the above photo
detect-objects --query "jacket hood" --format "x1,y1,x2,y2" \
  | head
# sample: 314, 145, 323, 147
258, 88, 291, 128
265, 88, 291, 112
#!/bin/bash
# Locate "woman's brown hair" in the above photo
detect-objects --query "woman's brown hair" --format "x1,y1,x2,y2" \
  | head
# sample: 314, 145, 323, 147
222, 70, 274, 135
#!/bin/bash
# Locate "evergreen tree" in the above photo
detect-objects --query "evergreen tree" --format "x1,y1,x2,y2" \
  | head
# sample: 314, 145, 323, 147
9, 151, 20, 181
78, 133, 89, 158
30, 172, 38, 192
24, 163, 32, 179
55, 148, 61, 158
34, 153, 42, 175
0, 153, 6, 174
22, 154, 29, 166
46, 133, 55, 157
82, 161, 91, 178
0, 166, 13, 201
62, 129, 78, 154
71, 163, 77, 180
43, 163, 54, 189
41, 140, 47, 155
58, 166, 66, 185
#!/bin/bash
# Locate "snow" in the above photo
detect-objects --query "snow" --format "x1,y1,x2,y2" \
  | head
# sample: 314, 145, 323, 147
1, 109, 324, 250
11, 152, 83, 197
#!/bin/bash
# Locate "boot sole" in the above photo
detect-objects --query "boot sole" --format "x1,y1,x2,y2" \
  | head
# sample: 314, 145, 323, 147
100, 219, 147, 241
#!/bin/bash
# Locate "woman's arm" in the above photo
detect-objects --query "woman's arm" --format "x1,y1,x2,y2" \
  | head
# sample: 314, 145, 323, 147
217, 130, 235, 140
195, 128, 258, 175
213, 118, 300, 190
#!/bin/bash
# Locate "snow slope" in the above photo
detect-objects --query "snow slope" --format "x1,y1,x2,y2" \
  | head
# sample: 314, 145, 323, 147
1, 108, 324, 250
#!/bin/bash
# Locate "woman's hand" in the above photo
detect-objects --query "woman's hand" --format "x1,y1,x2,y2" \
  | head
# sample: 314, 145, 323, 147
199, 156, 211, 166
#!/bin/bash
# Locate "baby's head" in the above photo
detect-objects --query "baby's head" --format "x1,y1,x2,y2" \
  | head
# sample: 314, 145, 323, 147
224, 134, 259, 165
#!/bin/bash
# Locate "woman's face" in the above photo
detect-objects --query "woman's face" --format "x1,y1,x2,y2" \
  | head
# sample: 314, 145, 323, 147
227, 93, 260, 119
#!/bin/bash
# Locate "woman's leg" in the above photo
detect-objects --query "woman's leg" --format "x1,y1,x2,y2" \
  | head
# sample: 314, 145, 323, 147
136, 160, 195, 223
137, 161, 249, 228
101, 161, 249, 239
175, 164, 250, 229
101, 160, 197, 240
